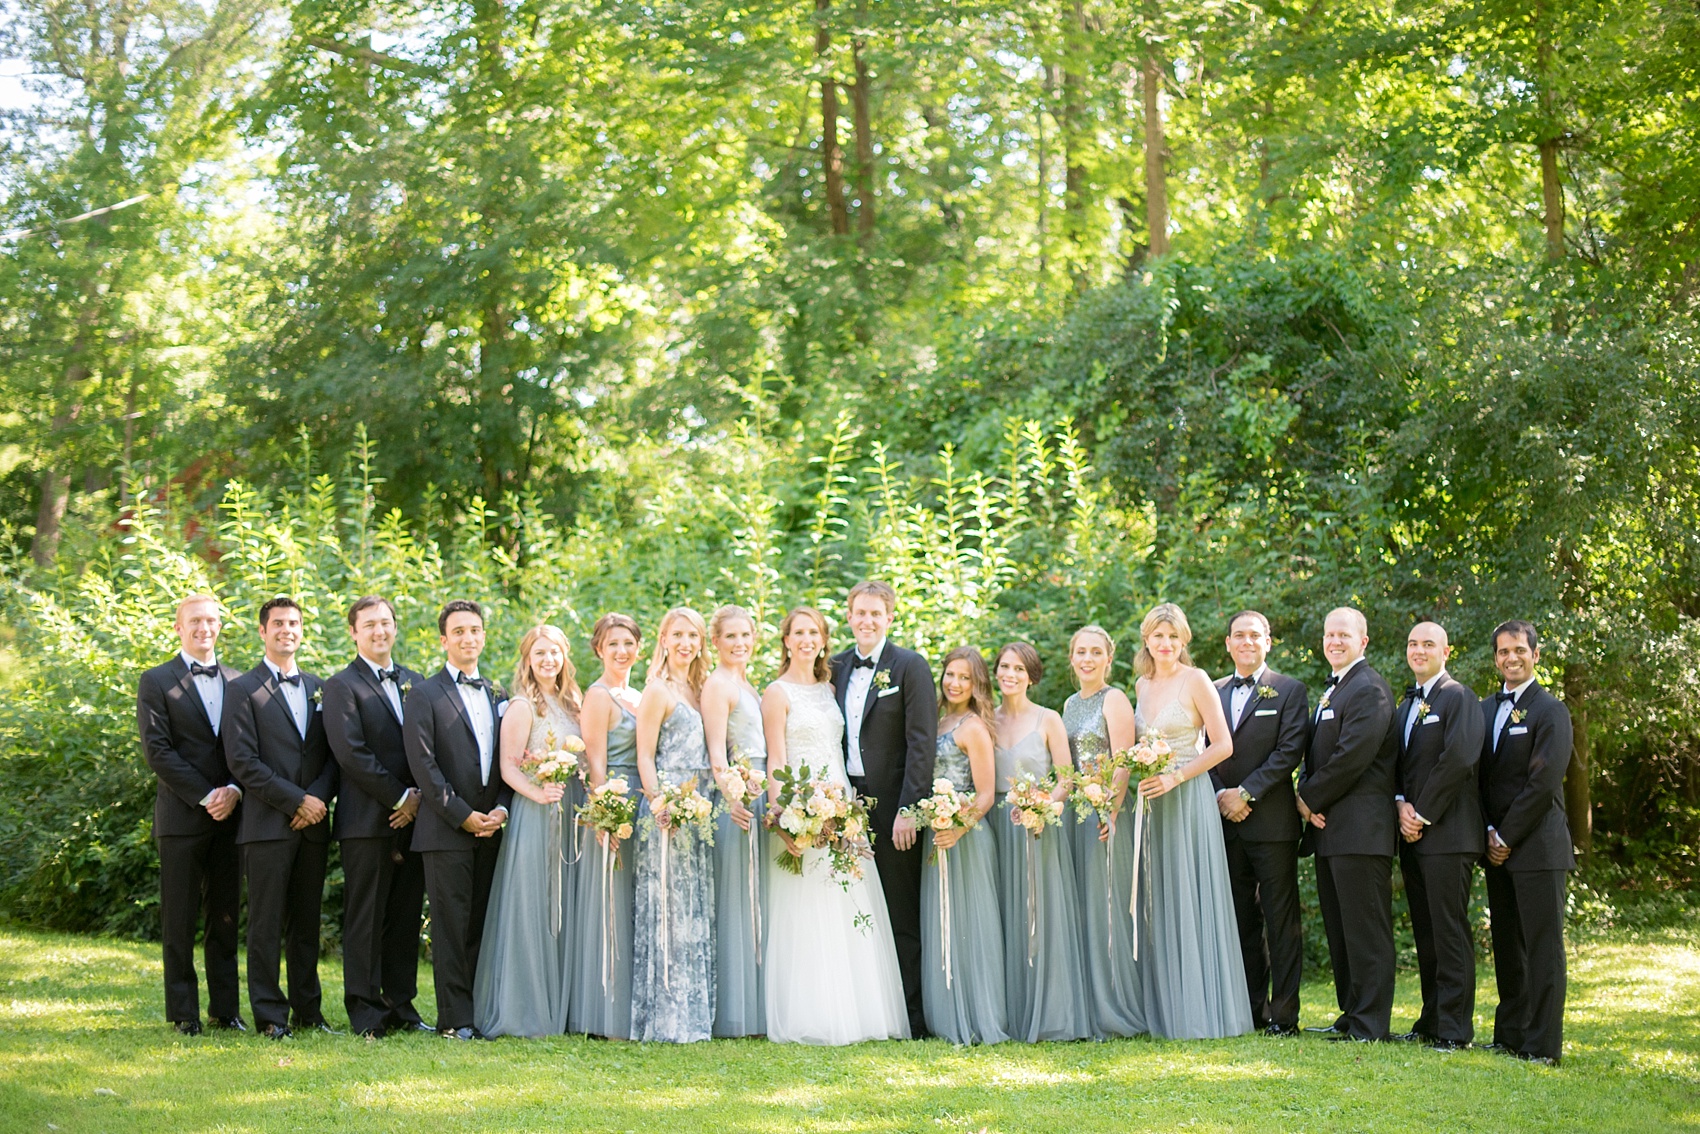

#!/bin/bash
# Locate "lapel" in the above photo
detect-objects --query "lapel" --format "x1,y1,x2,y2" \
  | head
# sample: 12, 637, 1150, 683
832, 651, 852, 717
861, 648, 894, 730
253, 665, 305, 751
1231, 669, 1270, 734
353, 658, 404, 724
1494, 680, 1540, 755
437, 667, 483, 755
171, 656, 216, 734
1216, 678, 1235, 735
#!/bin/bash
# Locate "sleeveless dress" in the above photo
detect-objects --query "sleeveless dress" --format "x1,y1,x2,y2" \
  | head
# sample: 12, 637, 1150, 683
473, 698, 580, 1037
1065, 688, 1146, 1038
990, 726, 1096, 1042
763, 679, 909, 1045
1134, 692, 1255, 1040
630, 699, 716, 1042
567, 691, 639, 1038
920, 721, 1009, 1045
712, 684, 767, 1037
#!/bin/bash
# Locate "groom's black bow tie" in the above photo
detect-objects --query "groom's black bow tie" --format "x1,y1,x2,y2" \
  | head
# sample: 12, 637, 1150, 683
1230, 674, 1256, 689
456, 672, 489, 690
851, 655, 877, 671
276, 672, 302, 687
1404, 684, 1423, 700
375, 667, 400, 684
188, 662, 220, 679
1496, 690, 1517, 704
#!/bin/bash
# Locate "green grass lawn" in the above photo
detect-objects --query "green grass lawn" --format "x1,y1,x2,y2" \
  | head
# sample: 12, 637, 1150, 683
1, 925, 1697, 1133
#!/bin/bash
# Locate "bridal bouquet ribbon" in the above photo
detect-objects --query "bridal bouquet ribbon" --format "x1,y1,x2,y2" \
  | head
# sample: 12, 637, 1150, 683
576, 775, 636, 990
1115, 736, 1172, 961
716, 753, 769, 963
647, 777, 715, 989
1005, 771, 1064, 966
766, 762, 875, 888
518, 731, 587, 937
900, 778, 979, 988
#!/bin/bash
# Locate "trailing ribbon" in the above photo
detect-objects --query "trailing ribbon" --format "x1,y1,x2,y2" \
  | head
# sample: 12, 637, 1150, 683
1105, 818, 1115, 952
1129, 793, 1148, 961
660, 816, 672, 991
601, 835, 619, 993
547, 801, 564, 938
939, 844, 953, 989
748, 815, 763, 964
1026, 833, 1038, 966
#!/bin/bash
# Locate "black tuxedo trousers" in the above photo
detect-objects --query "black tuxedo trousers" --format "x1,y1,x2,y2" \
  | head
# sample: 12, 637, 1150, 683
243, 833, 329, 1029
1222, 831, 1302, 1030
341, 829, 426, 1033
424, 835, 503, 1031
1485, 864, 1567, 1061
157, 824, 242, 1023
1399, 844, 1477, 1043
1314, 853, 1395, 1040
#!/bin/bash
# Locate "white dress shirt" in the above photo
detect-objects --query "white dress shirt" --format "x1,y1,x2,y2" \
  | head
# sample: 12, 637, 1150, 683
1404, 671, 1444, 747
843, 638, 886, 778
1228, 664, 1268, 729
361, 654, 411, 808
448, 664, 495, 785
1316, 655, 1364, 720
185, 651, 241, 807
266, 659, 309, 738
1493, 677, 1536, 750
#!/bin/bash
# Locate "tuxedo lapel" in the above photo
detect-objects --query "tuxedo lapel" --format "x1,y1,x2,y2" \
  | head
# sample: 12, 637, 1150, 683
437, 669, 482, 753
832, 652, 851, 717
171, 657, 216, 734
353, 658, 404, 724
860, 654, 892, 730
257, 673, 305, 749
1217, 680, 1236, 735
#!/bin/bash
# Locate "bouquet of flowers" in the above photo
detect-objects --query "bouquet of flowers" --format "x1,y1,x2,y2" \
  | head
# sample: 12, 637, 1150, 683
650, 778, 717, 845
716, 754, 769, 812
577, 775, 638, 856
766, 762, 874, 882
518, 730, 586, 787
900, 778, 979, 844
1067, 758, 1123, 826
1005, 771, 1065, 837
1116, 735, 1172, 783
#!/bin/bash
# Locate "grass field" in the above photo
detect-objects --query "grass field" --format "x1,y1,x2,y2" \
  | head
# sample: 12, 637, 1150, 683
1, 924, 1697, 1133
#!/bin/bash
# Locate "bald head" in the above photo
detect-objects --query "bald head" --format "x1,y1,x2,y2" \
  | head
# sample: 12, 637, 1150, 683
1321, 607, 1369, 673
1406, 620, 1451, 682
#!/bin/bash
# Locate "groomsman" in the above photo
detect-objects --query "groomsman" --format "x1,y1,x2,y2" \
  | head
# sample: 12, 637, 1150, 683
1296, 606, 1398, 1042
137, 595, 246, 1035
1393, 621, 1485, 1050
223, 597, 338, 1039
404, 600, 510, 1040
323, 596, 427, 1039
831, 579, 938, 1039
1210, 610, 1310, 1036
1479, 620, 1574, 1066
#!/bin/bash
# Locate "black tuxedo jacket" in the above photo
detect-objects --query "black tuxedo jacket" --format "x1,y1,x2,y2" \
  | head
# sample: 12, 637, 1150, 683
1479, 682, 1575, 872
404, 668, 513, 854
325, 658, 424, 841
222, 663, 337, 845
1394, 672, 1485, 856
137, 655, 245, 838
830, 642, 938, 814
1298, 660, 1398, 858
1209, 668, 1309, 842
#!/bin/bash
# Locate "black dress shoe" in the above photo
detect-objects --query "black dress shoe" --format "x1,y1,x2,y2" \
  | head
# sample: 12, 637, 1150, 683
1426, 1038, 1469, 1052
210, 1016, 248, 1032
294, 1019, 343, 1036
388, 1015, 434, 1034
260, 1024, 293, 1040
1326, 1032, 1382, 1043
1517, 1052, 1560, 1066
1304, 1024, 1346, 1036
439, 1026, 484, 1041
1391, 1030, 1432, 1043
357, 1026, 386, 1040
172, 1020, 203, 1036
1484, 1042, 1518, 1057
1262, 1024, 1300, 1037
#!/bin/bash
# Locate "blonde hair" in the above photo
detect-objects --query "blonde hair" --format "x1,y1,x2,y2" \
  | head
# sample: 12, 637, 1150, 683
647, 607, 710, 697
1068, 624, 1116, 687
777, 606, 832, 682
512, 624, 582, 722
1133, 602, 1195, 677
709, 604, 756, 646
174, 593, 222, 620
938, 647, 997, 734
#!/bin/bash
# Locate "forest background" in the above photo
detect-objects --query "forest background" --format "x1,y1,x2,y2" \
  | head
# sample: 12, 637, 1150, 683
0, 0, 1696, 942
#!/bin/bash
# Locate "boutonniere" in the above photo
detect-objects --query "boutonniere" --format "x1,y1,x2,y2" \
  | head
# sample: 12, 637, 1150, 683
309, 687, 323, 707
1255, 685, 1278, 700
1415, 700, 1432, 719
873, 670, 892, 691
1510, 708, 1527, 724
399, 678, 412, 700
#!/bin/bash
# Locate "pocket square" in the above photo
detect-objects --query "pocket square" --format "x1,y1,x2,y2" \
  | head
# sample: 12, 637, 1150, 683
495, 699, 509, 719
1253, 708, 1278, 717
876, 686, 901, 699
1320, 709, 1336, 721
1508, 724, 1528, 735
1422, 714, 1440, 725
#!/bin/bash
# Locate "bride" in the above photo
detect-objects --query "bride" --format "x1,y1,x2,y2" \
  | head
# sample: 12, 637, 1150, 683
760, 606, 910, 1044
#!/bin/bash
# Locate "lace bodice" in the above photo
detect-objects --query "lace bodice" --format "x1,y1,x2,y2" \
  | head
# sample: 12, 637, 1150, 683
1063, 688, 1112, 774
527, 696, 582, 759
1135, 690, 1204, 771
935, 722, 971, 791
726, 685, 768, 769
655, 699, 709, 780
776, 680, 846, 787
994, 726, 1054, 793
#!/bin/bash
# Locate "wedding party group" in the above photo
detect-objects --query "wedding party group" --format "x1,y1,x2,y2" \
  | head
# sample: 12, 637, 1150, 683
138, 579, 1575, 1066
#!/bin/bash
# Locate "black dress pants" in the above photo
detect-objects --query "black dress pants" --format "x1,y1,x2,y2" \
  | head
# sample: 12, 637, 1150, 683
1485, 864, 1567, 1061
1315, 853, 1395, 1040
243, 835, 329, 1029
423, 836, 502, 1031
340, 830, 426, 1033
157, 824, 242, 1023
1224, 831, 1303, 1030
1400, 845, 1477, 1043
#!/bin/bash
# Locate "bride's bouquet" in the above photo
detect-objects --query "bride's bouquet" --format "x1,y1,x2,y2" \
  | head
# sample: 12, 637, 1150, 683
649, 778, 717, 845
517, 730, 586, 787
900, 778, 979, 847
766, 762, 873, 882
1005, 771, 1065, 837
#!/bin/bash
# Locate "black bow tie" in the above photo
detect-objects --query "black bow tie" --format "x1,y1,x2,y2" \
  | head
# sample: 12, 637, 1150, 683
456, 672, 488, 691
1496, 690, 1517, 704
1230, 674, 1256, 689
851, 655, 877, 670
376, 667, 400, 684
188, 662, 220, 679
1325, 674, 1341, 688
276, 672, 302, 687
1405, 684, 1423, 700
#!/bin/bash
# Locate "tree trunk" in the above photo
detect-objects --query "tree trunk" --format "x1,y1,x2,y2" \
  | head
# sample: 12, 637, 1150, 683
816, 0, 850, 236
1062, 0, 1088, 291
849, 32, 876, 241
1562, 662, 1593, 860
1535, 8, 1563, 263
1141, 50, 1169, 259
1036, 72, 1050, 278
31, 465, 72, 567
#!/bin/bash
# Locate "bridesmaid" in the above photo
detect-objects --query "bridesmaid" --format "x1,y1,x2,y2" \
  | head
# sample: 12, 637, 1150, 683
701, 605, 767, 1038
631, 607, 717, 1042
1064, 625, 1145, 1038
921, 647, 1008, 1045
989, 642, 1096, 1042
474, 624, 583, 1037
567, 613, 643, 1039
1131, 602, 1254, 1039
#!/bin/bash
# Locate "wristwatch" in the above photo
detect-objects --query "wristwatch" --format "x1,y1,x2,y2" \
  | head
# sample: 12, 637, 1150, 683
1237, 787, 1253, 804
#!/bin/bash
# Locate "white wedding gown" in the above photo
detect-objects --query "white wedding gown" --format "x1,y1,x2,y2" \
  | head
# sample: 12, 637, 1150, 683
764, 680, 910, 1044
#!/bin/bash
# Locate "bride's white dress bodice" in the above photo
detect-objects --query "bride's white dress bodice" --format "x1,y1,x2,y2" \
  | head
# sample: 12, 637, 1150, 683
778, 680, 848, 788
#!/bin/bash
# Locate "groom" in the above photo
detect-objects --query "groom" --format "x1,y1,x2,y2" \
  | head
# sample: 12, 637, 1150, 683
832, 580, 937, 1039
